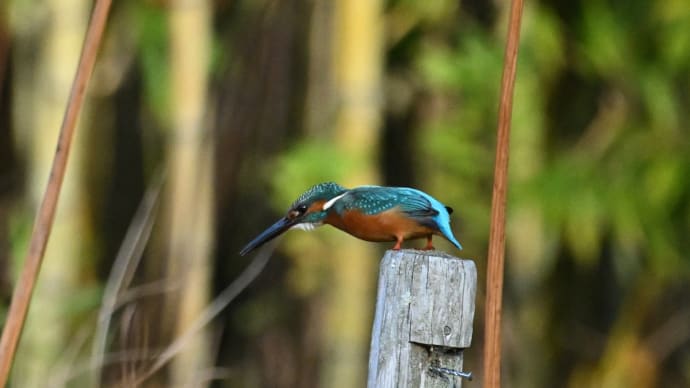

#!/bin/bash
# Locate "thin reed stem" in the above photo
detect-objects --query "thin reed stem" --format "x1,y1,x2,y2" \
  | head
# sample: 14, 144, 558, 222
0, 1, 113, 384
483, 0, 525, 386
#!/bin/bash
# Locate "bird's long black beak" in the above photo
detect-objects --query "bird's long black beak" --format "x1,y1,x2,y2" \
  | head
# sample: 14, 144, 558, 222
240, 217, 296, 256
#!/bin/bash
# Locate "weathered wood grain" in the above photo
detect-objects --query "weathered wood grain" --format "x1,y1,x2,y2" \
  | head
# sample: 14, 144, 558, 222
367, 250, 477, 388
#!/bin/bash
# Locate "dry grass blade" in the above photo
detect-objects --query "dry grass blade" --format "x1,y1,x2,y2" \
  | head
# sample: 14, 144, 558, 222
0, 0, 113, 384
90, 178, 163, 387
114, 279, 181, 310
134, 242, 277, 385
47, 324, 93, 387
48, 348, 164, 386
483, 0, 525, 386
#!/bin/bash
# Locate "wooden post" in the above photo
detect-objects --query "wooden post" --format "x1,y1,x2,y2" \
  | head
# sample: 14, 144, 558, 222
368, 250, 477, 387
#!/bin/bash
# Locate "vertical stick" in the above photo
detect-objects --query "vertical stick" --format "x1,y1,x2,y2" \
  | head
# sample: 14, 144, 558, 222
483, 0, 525, 387
0, 0, 112, 384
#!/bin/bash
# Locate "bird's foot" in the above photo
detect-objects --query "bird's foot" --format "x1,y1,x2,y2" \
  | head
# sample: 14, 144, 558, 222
423, 236, 435, 250
392, 239, 403, 250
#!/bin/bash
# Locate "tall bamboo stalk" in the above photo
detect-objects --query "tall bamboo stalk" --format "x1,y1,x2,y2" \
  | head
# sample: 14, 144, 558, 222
323, 1, 383, 387
483, 0, 525, 386
166, 0, 213, 386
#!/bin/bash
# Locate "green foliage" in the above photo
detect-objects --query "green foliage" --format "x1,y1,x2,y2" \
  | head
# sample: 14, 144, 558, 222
418, 0, 690, 272
269, 141, 353, 210
404, 0, 690, 385
132, 1, 171, 121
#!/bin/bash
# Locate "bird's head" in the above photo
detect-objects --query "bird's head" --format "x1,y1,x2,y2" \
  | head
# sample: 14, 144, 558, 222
239, 182, 348, 255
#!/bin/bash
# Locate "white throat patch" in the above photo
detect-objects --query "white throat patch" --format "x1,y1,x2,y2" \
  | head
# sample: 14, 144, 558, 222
291, 222, 323, 231
322, 192, 348, 211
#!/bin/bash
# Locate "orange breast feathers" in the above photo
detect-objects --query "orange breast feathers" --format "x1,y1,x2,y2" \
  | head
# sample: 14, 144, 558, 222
324, 207, 436, 242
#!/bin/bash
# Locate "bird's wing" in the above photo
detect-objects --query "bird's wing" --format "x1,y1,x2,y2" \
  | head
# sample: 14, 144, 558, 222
336, 187, 439, 217
392, 188, 440, 218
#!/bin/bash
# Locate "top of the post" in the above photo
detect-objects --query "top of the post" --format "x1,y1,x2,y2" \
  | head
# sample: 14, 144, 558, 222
379, 248, 477, 348
383, 248, 467, 260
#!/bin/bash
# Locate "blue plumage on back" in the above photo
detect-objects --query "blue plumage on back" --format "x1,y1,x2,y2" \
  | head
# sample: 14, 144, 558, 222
331, 185, 462, 250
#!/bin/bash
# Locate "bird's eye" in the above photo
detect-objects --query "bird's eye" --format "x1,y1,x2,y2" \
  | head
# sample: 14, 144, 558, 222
288, 204, 308, 219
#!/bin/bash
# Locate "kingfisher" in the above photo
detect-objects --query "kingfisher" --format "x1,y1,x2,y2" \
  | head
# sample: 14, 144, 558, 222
240, 182, 462, 255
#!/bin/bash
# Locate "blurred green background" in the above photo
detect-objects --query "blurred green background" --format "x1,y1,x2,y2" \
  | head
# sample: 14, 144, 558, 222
1, 0, 689, 387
